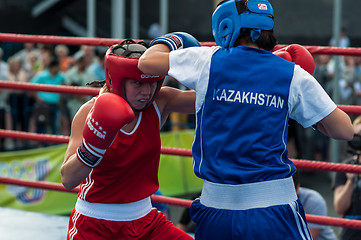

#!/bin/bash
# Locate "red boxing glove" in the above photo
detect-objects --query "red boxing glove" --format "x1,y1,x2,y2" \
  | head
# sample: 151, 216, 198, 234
77, 93, 134, 167
273, 44, 315, 75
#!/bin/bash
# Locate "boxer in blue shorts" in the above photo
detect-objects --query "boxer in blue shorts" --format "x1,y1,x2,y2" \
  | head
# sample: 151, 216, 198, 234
138, 0, 354, 239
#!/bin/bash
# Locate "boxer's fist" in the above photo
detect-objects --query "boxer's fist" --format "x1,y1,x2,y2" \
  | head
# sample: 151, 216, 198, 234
273, 44, 315, 75
150, 32, 201, 51
77, 93, 134, 167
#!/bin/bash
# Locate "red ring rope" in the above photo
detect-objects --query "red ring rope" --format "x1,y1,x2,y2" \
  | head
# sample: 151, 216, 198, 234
1, 81, 361, 115
0, 33, 125, 46
1, 129, 361, 174
1, 32, 361, 56
0, 176, 361, 230
0, 81, 99, 95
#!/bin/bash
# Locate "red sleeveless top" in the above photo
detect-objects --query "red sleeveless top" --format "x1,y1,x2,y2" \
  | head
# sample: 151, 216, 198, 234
78, 102, 161, 203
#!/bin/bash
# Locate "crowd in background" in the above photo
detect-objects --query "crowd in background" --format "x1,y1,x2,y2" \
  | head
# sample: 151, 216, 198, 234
0, 36, 360, 156
0, 42, 197, 152
0, 43, 106, 150
1, 28, 353, 155
0, 36, 359, 159
0, 34, 361, 238
290, 52, 361, 164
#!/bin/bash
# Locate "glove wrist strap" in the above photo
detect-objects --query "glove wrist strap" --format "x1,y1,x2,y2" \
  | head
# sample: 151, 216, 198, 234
76, 139, 104, 167
150, 34, 183, 51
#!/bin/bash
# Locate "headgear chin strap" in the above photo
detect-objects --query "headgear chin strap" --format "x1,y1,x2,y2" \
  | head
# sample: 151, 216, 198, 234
104, 40, 164, 111
212, 0, 274, 48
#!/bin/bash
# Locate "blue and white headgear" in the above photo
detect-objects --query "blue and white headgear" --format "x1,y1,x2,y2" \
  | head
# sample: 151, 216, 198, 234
212, 0, 274, 48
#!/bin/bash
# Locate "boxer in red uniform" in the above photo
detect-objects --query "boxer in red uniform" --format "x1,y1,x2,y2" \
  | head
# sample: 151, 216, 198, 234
61, 39, 198, 240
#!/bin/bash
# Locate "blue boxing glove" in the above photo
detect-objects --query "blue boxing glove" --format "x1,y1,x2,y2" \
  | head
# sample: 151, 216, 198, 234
150, 32, 201, 51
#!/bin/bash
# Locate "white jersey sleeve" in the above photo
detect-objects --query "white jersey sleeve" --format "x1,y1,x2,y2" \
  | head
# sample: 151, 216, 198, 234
288, 65, 337, 128
168, 46, 220, 112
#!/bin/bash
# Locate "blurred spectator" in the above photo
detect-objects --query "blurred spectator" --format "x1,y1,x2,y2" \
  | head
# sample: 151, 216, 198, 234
12, 43, 41, 66
24, 50, 41, 79
0, 47, 8, 151
314, 55, 332, 95
55, 45, 74, 134
326, 55, 346, 97
329, 27, 350, 48
30, 59, 65, 136
89, 49, 106, 81
148, 22, 162, 39
325, 52, 353, 163
352, 57, 361, 106
73, 45, 96, 69
7, 57, 31, 149
7, 57, 30, 127
64, 54, 92, 120
293, 171, 338, 240
324, 54, 353, 161
38, 44, 54, 72
0, 47, 8, 79
55, 44, 74, 72
339, 56, 355, 105
354, 56, 361, 81
38, 44, 53, 55
332, 115, 361, 240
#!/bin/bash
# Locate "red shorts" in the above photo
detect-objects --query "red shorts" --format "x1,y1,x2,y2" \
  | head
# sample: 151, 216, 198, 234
67, 208, 193, 240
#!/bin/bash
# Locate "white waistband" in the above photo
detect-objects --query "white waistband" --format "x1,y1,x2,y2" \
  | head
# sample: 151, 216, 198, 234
200, 177, 297, 210
75, 197, 152, 221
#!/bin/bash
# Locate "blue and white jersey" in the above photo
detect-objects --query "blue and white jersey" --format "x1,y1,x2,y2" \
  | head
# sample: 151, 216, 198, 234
169, 46, 336, 184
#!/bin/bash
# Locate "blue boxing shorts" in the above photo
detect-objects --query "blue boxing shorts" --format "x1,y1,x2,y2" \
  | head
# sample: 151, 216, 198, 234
190, 177, 312, 240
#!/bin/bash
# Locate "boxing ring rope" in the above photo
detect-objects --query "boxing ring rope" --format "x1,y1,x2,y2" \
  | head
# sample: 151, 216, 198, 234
2, 128, 361, 174
1, 81, 361, 115
1, 32, 361, 56
0, 176, 361, 230
2, 33, 361, 231
2, 126, 361, 230
0, 177, 192, 208
0, 81, 99, 96
0, 33, 125, 47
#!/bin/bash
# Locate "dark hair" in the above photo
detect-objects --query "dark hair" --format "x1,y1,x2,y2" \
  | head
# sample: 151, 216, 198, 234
234, 28, 278, 51
86, 80, 106, 88
49, 59, 59, 68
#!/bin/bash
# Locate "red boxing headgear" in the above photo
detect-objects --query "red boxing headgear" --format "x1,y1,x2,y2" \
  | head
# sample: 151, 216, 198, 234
104, 40, 164, 109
